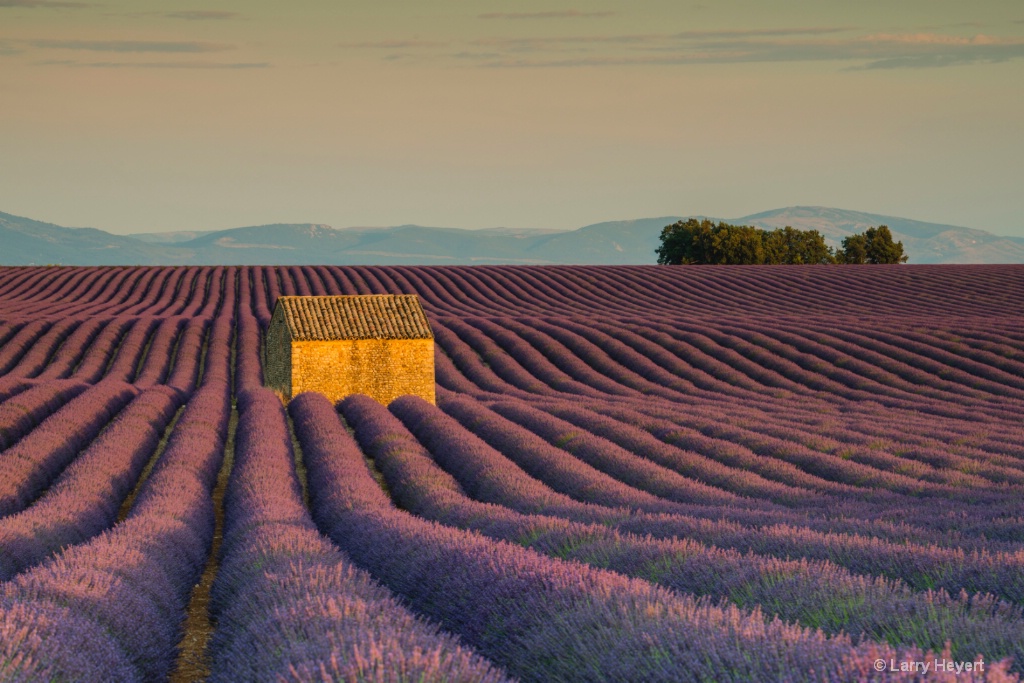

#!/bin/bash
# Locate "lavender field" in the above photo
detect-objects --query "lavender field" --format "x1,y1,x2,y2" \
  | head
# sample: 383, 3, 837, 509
1, 264, 1023, 682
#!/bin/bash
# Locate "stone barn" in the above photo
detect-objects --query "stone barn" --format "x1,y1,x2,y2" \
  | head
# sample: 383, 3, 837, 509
264, 294, 435, 405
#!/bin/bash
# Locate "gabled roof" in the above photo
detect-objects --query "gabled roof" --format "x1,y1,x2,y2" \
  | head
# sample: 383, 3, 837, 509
274, 295, 433, 341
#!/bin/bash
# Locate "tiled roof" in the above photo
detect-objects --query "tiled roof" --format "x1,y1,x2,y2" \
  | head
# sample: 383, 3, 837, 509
276, 295, 433, 341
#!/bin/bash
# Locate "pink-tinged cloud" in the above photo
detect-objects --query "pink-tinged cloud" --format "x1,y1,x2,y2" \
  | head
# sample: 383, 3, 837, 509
479, 10, 615, 20
673, 27, 856, 39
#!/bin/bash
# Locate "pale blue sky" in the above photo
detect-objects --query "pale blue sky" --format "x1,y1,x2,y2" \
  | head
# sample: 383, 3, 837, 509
1, 1, 1022, 235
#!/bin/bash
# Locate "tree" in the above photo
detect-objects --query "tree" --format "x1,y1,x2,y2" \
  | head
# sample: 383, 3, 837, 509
659, 220, 908, 265
656, 219, 717, 265
711, 223, 765, 264
763, 226, 836, 265
836, 225, 908, 264
865, 225, 908, 264
836, 233, 868, 264
658, 220, 836, 265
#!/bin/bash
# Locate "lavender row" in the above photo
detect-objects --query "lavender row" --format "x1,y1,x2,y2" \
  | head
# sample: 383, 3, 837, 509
67, 318, 134, 383
651, 397, 1024, 489
693, 321, 998, 404
0, 381, 229, 682
234, 299, 263, 393
626, 318, 1017, 419
490, 395, 1022, 553
733, 320, 1024, 404
4, 320, 77, 378
201, 313, 233, 388
446, 317, 622, 398
371, 394, 1024, 669
209, 388, 508, 682
32, 318, 106, 380
827, 326, 1024, 399
537, 317, 749, 400
0, 386, 182, 580
544, 400, 1024, 550
432, 323, 543, 398
0, 377, 29, 406
533, 400, 833, 505
566, 315, 992, 410
134, 317, 187, 386
409, 395, 1024, 604
0, 323, 50, 376
692, 403, 1024, 488
164, 317, 209, 392
619, 401, 958, 498
620, 401, 1020, 504
597, 402, 939, 499
485, 399, 748, 507
440, 395, 703, 513
5, 265, 1024, 320
0, 380, 85, 451
0, 381, 136, 516
619, 385, 1024, 468
299, 391, 973, 683
102, 318, 160, 382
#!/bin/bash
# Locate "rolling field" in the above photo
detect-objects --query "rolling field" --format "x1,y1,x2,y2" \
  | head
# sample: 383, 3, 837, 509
0, 264, 1023, 682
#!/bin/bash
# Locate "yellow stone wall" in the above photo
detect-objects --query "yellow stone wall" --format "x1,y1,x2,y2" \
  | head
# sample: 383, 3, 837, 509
290, 338, 435, 406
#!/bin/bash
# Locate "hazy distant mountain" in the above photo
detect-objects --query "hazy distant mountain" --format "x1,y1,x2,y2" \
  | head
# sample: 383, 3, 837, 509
0, 211, 181, 266
128, 230, 216, 244
738, 207, 1024, 265
2, 207, 1022, 266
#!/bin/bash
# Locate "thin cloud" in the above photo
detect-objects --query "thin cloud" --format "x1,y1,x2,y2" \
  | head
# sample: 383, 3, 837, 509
35, 59, 269, 68
0, 0, 93, 7
164, 10, 241, 21
467, 29, 1024, 69
339, 39, 448, 49
861, 32, 1001, 45
479, 10, 614, 20
451, 51, 503, 60
29, 39, 234, 53
672, 27, 855, 39
470, 28, 852, 52
857, 44, 1024, 69
471, 34, 659, 50
338, 25, 1024, 71
925, 21, 986, 29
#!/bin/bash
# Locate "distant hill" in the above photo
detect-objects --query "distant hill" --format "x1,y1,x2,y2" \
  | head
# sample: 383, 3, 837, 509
738, 207, 1024, 265
2, 207, 1021, 266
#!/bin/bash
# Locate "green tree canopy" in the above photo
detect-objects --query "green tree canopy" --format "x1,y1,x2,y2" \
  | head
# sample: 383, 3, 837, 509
655, 218, 716, 265
835, 225, 908, 264
656, 219, 769, 265
763, 226, 835, 265
658, 220, 908, 265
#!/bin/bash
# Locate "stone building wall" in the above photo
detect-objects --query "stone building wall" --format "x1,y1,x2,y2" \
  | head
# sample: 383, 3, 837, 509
290, 338, 435, 406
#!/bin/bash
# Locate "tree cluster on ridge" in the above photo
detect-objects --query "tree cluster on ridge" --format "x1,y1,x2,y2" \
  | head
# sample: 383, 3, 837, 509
656, 219, 908, 265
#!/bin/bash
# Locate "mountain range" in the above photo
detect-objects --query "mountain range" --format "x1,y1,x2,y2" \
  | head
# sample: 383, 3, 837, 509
2, 207, 1022, 266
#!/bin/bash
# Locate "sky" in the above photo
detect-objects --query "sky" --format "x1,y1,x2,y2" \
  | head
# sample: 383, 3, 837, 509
1, 1, 1022, 236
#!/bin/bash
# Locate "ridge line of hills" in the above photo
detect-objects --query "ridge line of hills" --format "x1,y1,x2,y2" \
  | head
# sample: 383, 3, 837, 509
2, 206, 1022, 266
